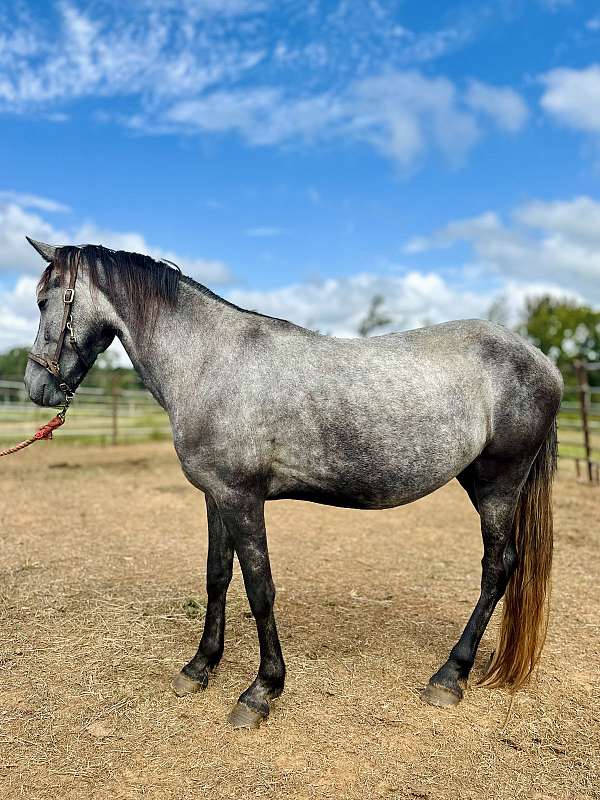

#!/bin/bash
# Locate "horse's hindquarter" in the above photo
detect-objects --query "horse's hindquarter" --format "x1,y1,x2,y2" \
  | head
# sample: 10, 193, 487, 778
262, 323, 494, 509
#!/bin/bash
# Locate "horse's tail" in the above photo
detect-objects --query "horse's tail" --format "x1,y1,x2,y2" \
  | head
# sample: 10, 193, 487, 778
479, 418, 558, 691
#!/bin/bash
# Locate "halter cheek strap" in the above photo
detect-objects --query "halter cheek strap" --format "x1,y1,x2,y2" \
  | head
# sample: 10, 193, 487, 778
28, 253, 90, 397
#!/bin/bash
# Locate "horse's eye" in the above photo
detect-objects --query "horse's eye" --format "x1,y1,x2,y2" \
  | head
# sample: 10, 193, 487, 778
37, 299, 48, 311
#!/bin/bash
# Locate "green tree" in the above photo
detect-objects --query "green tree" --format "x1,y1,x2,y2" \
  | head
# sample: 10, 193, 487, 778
519, 295, 600, 385
0, 346, 29, 380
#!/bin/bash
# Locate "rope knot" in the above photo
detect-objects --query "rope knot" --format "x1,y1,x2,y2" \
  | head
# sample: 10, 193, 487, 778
33, 415, 65, 440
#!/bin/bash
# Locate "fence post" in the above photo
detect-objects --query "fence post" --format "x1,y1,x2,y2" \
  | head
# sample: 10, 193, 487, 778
111, 373, 120, 446
574, 360, 592, 483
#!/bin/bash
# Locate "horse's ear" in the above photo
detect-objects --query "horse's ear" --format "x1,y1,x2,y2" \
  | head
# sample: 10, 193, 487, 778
26, 237, 58, 263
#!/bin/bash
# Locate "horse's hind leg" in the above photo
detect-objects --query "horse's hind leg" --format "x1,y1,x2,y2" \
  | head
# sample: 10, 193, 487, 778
172, 496, 233, 696
423, 456, 527, 707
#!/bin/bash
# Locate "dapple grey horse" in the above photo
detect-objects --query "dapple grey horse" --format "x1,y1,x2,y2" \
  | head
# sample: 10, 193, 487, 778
24, 239, 562, 728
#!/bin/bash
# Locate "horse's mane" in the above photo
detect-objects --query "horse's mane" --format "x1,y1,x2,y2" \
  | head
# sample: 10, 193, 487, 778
38, 244, 182, 337
38, 243, 302, 335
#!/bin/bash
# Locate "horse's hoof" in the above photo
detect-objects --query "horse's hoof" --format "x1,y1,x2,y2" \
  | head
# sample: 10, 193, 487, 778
171, 671, 206, 697
227, 701, 266, 730
422, 682, 463, 707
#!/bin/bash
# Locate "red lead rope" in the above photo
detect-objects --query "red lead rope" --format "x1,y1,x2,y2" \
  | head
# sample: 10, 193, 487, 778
0, 413, 66, 457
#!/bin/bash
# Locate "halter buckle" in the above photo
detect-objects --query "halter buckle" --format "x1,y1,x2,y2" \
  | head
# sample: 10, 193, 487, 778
47, 360, 61, 378
63, 288, 75, 303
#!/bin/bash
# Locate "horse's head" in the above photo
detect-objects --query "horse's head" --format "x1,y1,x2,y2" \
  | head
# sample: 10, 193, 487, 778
24, 238, 115, 407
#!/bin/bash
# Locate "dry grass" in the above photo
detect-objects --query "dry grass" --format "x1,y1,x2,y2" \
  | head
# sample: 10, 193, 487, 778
0, 442, 598, 800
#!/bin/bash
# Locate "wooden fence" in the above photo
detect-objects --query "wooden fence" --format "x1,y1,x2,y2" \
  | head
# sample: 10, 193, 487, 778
560, 360, 600, 484
0, 378, 171, 445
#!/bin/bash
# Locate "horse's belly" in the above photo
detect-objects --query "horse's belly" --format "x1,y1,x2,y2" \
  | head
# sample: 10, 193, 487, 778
267, 440, 481, 510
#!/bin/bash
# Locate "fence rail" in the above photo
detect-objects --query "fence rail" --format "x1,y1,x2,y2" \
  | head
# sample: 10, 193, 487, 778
0, 379, 171, 445
562, 361, 600, 484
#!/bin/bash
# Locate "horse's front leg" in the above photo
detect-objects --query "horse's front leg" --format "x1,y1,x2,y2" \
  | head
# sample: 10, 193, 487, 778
172, 495, 233, 696
219, 494, 286, 729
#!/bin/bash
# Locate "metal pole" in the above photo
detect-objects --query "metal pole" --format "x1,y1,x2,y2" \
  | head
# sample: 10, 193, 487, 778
574, 360, 593, 483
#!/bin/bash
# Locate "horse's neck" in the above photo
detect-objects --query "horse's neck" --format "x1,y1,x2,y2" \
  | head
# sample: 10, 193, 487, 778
113, 281, 231, 411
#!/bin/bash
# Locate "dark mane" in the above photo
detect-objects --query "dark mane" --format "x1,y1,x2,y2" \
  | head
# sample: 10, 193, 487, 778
38, 243, 301, 335
39, 244, 182, 338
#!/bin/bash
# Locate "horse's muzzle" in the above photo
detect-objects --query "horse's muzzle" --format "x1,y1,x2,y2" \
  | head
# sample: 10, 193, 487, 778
24, 361, 65, 408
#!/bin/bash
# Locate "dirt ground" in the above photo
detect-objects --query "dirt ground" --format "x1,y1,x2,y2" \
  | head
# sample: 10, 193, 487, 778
0, 442, 598, 800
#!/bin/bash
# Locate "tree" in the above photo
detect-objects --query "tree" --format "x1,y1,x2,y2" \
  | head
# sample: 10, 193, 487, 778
0, 347, 29, 380
487, 293, 511, 326
519, 295, 600, 385
358, 295, 393, 337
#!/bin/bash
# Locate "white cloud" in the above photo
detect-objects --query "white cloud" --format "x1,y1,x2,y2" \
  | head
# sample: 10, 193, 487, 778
136, 0, 265, 14
0, 277, 41, 352
159, 71, 514, 169
161, 89, 345, 146
0, 2, 528, 169
403, 195, 600, 301
0, 200, 71, 273
226, 271, 491, 336
142, 72, 529, 169
0, 2, 264, 109
516, 196, 600, 245
540, 65, 600, 132
225, 271, 575, 337
465, 80, 529, 132
350, 72, 480, 166
0, 2, 473, 115
0, 193, 231, 283
0, 191, 70, 213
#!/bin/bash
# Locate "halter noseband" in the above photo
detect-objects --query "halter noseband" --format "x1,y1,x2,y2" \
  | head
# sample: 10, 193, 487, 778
28, 253, 91, 411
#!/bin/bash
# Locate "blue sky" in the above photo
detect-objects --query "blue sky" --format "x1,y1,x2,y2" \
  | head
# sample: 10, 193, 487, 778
2, 0, 600, 348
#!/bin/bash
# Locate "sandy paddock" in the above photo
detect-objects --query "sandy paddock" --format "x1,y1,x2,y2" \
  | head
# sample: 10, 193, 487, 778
0, 442, 598, 799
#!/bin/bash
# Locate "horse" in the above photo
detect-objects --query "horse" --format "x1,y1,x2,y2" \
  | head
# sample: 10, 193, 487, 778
23, 237, 563, 729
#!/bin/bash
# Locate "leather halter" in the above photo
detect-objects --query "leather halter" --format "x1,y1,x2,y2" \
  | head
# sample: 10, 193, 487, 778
28, 253, 90, 398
